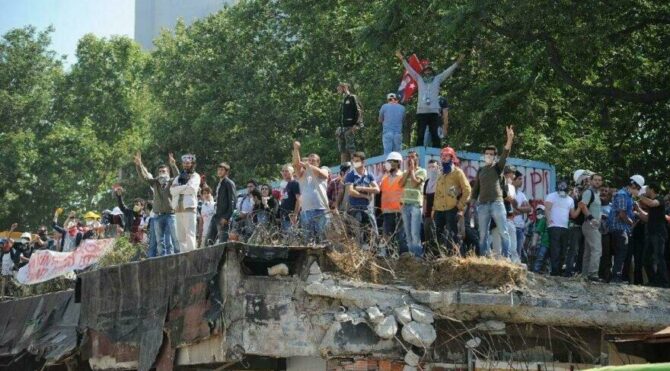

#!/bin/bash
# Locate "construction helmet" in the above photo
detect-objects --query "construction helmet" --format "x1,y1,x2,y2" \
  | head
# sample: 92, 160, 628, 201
386, 152, 403, 162
630, 174, 645, 188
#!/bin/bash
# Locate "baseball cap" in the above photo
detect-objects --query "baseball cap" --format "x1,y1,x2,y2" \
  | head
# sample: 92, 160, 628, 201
386, 93, 397, 100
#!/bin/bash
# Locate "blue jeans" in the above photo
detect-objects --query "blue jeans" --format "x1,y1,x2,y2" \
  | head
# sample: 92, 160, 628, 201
382, 132, 402, 156
402, 204, 423, 257
154, 213, 179, 255
301, 209, 328, 243
516, 226, 526, 262
477, 201, 509, 257
533, 244, 549, 272
147, 217, 158, 257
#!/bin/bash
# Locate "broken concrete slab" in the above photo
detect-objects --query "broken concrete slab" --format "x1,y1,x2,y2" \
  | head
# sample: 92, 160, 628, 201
394, 305, 412, 325
374, 315, 398, 339
366, 306, 384, 324
401, 321, 437, 347
404, 349, 420, 366
410, 303, 434, 324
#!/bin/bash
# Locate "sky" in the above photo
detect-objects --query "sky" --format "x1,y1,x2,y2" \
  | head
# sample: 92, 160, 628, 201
0, 0, 135, 66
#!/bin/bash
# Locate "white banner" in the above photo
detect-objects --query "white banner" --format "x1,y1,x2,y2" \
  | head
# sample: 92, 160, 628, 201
16, 239, 114, 285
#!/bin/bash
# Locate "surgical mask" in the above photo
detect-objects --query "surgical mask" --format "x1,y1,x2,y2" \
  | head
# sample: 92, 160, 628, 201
384, 162, 392, 171
484, 154, 494, 165
442, 161, 452, 174
558, 191, 567, 198
352, 161, 363, 169
536, 212, 545, 219
158, 174, 170, 185
133, 205, 142, 213
428, 169, 439, 181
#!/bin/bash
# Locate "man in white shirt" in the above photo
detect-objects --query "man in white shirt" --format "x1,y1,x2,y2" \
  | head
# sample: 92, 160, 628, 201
545, 180, 580, 276
292, 141, 330, 243
170, 153, 201, 252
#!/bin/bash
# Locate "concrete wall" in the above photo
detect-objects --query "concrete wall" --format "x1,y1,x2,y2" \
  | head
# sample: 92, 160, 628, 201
134, 0, 235, 50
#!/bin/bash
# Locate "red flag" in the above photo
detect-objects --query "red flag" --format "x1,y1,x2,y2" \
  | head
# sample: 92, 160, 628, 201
397, 54, 429, 103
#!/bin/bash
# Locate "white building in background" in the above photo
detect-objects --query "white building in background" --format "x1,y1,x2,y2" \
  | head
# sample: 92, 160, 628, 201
134, 0, 235, 50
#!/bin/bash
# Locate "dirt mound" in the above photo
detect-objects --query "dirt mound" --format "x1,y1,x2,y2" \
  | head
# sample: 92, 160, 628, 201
326, 244, 526, 289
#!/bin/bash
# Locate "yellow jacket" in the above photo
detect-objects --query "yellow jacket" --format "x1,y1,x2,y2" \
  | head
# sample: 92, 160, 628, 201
433, 167, 471, 212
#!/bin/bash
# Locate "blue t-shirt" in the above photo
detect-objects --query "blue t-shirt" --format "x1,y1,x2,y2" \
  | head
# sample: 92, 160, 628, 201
379, 103, 405, 135
344, 170, 376, 209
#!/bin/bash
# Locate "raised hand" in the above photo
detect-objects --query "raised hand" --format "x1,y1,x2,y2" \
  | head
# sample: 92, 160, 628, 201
168, 152, 176, 166
456, 53, 465, 64
133, 151, 142, 165
506, 125, 514, 139
293, 141, 301, 151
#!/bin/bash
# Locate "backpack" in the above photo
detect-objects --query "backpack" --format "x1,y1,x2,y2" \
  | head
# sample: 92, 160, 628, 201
572, 189, 596, 225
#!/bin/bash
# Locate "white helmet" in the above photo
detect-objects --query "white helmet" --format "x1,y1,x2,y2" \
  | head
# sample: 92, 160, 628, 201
573, 169, 585, 184
386, 152, 403, 162
630, 174, 645, 188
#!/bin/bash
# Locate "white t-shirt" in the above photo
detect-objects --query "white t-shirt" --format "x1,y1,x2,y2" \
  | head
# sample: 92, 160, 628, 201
545, 192, 574, 228
513, 191, 529, 228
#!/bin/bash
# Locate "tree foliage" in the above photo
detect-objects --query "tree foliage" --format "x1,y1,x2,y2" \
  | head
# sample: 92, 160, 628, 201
0, 0, 669, 228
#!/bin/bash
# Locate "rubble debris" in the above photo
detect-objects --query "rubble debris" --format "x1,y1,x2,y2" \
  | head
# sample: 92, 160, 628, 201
267, 263, 289, 276
465, 337, 482, 349
374, 315, 398, 340
366, 306, 384, 324
307, 261, 323, 283
410, 304, 434, 324
476, 320, 506, 335
404, 349, 420, 366
401, 321, 437, 347
394, 305, 412, 325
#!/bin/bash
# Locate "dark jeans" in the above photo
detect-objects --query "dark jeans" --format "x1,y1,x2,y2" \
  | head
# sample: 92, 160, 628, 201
416, 113, 440, 148
644, 233, 669, 288
599, 233, 613, 281
383, 212, 406, 254
434, 208, 460, 255
423, 216, 437, 253
624, 226, 645, 284
611, 231, 629, 280
348, 208, 378, 245
564, 225, 583, 277
207, 217, 229, 245
548, 227, 569, 276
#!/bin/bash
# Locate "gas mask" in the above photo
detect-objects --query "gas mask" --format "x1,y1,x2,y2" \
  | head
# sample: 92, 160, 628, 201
158, 174, 170, 185
442, 161, 453, 174
557, 182, 568, 198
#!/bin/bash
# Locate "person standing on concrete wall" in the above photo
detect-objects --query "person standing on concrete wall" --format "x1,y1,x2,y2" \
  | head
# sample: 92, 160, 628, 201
395, 50, 463, 148
471, 126, 514, 258
578, 173, 603, 281
170, 153, 201, 252
378, 93, 405, 156
608, 175, 644, 283
336, 83, 363, 164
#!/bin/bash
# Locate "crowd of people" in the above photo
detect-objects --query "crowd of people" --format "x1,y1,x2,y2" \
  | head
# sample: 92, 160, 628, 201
2, 52, 669, 289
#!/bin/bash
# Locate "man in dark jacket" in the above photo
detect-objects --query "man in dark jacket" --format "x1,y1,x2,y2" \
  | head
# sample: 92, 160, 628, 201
336, 82, 363, 164
115, 187, 146, 244
208, 162, 236, 245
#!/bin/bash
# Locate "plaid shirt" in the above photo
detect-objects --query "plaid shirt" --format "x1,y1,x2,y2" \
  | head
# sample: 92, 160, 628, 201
608, 188, 634, 235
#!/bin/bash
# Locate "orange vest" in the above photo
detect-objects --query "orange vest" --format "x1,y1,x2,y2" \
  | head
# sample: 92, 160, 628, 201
380, 172, 404, 212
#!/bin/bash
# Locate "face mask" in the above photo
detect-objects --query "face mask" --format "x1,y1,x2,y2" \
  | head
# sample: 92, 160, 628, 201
158, 174, 170, 185
558, 191, 567, 198
428, 169, 439, 180
133, 205, 142, 213
442, 161, 453, 174
536, 213, 545, 219
352, 161, 363, 169
484, 154, 494, 165
384, 162, 392, 171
